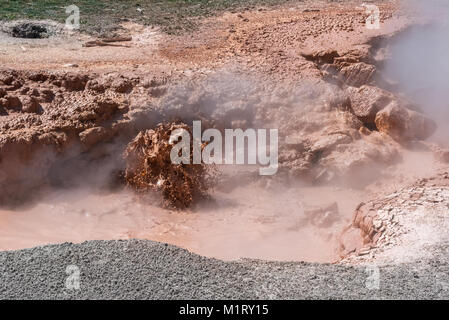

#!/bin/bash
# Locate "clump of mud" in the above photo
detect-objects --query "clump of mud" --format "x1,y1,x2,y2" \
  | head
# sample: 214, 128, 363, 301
123, 122, 218, 209
11, 23, 49, 39
1, 20, 63, 39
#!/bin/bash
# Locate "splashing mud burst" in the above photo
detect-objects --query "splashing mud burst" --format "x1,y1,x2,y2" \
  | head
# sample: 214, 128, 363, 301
123, 122, 218, 209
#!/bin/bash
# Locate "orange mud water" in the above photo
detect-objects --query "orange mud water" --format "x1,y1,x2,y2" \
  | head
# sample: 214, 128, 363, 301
0, 152, 439, 263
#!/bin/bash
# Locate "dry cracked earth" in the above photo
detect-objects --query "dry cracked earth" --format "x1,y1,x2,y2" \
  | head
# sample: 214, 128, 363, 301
1, 0, 449, 299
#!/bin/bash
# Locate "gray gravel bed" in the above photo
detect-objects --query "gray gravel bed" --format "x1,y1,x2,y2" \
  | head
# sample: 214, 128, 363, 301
1, 239, 448, 299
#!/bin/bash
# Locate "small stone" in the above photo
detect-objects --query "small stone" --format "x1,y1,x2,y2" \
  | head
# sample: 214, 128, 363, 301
63, 63, 79, 68
79, 126, 110, 149
21, 96, 41, 113
112, 78, 133, 93
373, 219, 382, 229
4, 95, 22, 110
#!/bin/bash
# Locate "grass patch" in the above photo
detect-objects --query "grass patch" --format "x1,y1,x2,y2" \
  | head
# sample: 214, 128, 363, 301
0, 0, 296, 35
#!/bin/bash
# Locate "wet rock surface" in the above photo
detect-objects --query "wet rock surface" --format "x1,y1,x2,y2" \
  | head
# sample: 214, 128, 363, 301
375, 103, 437, 143
347, 85, 395, 125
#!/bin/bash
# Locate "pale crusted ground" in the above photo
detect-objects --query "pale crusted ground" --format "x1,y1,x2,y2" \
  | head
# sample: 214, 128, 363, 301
341, 172, 449, 265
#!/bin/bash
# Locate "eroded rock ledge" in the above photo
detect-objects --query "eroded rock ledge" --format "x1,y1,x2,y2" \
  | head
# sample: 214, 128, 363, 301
340, 172, 449, 264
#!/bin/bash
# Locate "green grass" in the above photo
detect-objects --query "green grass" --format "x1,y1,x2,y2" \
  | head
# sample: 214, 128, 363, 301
0, 0, 296, 35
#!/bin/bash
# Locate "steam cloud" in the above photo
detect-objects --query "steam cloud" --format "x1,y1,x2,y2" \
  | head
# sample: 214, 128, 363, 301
385, 0, 449, 144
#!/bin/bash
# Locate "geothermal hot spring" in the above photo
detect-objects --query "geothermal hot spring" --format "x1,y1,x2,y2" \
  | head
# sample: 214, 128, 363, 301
1, 1, 448, 264
0, 58, 445, 263
0, 127, 439, 263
